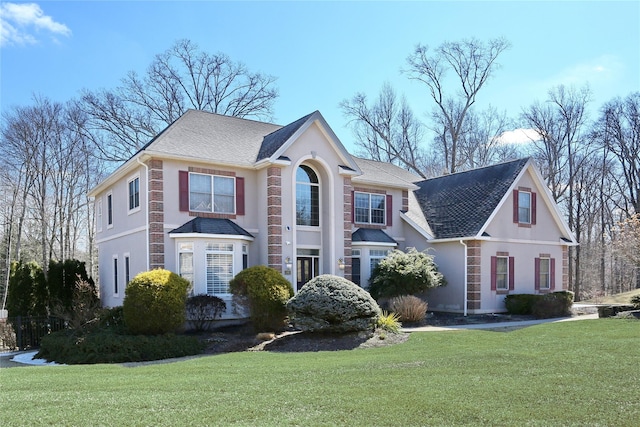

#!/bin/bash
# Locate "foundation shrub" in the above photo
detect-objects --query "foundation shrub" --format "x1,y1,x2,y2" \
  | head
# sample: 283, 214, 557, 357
36, 329, 203, 364
123, 269, 189, 335
369, 248, 445, 300
186, 294, 227, 331
389, 295, 428, 323
504, 294, 541, 315
229, 265, 294, 332
287, 274, 380, 333
532, 291, 574, 319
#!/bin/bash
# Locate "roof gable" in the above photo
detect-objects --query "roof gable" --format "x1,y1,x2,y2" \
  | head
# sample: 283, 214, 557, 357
414, 158, 530, 239
257, 113, 314, 161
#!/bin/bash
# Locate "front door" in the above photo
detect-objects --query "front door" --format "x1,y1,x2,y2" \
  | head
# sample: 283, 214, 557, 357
296, 256, 319, 291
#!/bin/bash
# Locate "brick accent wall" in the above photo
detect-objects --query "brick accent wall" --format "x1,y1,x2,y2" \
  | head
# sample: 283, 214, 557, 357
343, 177, 353, 280
466, 241, 482, 311
267, 167, 282, 272
148, 159, 164, 269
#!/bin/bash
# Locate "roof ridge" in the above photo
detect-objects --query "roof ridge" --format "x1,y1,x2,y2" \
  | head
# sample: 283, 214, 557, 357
420, 157, 530, 183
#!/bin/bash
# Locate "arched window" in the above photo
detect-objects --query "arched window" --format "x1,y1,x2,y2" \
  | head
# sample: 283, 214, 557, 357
296, 165, 319, 226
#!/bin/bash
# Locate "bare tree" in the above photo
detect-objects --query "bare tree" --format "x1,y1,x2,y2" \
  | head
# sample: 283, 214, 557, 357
81, 39, 279, 162
405, 37, 511, 173
598, 92, 640, 215
341, 83, 428, 178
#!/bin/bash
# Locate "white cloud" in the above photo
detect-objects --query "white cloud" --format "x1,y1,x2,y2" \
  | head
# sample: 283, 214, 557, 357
538, 55, 624, 92
497, 128, 541, 145
0, 2, 71, 47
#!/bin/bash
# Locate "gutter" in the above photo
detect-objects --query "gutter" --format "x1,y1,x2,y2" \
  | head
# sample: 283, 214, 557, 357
460, 240, 468, 317
137, 157, 150, 271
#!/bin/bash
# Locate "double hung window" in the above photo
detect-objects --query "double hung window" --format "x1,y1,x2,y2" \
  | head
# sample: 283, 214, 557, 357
128, 176, 140, 211
206, 243, 234, 295
190, 173, 235, 214
355, 192, 385, 225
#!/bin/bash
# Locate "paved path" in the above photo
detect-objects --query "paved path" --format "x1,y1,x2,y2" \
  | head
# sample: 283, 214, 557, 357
402, 313, 599, 332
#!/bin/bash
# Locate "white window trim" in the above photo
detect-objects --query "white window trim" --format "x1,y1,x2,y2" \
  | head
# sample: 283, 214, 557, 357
205, 242, 235, 296
106, 191, 114, 229
354, 191, 386, 225
96, 197, 103, 233
127, 174, 141, 215
189, 172, 236, 215
518, 190, 532, 224
539, 257, 551, 290
495, 256, 509, 291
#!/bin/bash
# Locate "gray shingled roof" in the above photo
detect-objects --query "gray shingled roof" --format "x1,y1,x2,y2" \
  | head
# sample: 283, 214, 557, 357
352, 228, 397, 244
413, 158, 530, 239
257, 112, 315, 161
143, 110, 282, 167
170, 217, 253, 237
352, 157, 421, 189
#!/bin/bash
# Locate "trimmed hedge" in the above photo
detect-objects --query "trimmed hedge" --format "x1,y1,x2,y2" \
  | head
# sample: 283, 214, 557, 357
598, 305, 636, 318
36, 329, 203, 364
229, 265, 294, 332
287, 274, 380, 333
123, 269, 189, 335
505, 291, 574, 319
186, 294, 227, 332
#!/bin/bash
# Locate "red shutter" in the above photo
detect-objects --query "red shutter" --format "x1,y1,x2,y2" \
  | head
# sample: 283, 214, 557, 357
386, 194, 393, 226
534, 258, 540, 291
179, 171, 189, 212
531, 192, 537, 225
508, 257, 515, 291
351, 191, 355, 223
490, 256, 497, 291
236, 177, 245, 216
513, 189, 519, 223
550, 258, 556, 290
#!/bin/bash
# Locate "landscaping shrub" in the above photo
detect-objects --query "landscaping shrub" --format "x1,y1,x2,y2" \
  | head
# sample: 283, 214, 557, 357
186, 294, 227, 331
47, 259, 95, 314
6, 261, 48, 318
369, 248, 445, 300
36, 329, 203, 364
377, 311, 402, 333
598, 304, 636, 318
99, 306, 125, 332
123, 269, 189, 335
630, 295, 640, 309
229, 265, 294, 332
504, 294, 541, 315
287, 274, 380, 333
51, 278, 102, 331
389, 295, 428, 323
532, 291, 574, 319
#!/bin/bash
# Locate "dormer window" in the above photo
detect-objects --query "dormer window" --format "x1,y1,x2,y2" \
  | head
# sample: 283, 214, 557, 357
513, 187, 536, 226
296, 165, 319, 226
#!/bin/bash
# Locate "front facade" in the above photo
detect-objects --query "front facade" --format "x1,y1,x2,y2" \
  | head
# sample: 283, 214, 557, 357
89, 110, 577, 316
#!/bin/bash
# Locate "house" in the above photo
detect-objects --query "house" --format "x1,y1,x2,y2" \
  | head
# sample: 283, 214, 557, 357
88, 110, 577, 316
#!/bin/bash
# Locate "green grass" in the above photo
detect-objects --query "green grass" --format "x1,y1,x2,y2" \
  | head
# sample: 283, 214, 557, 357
1, 319, 639, 426
584, 288, 640, 304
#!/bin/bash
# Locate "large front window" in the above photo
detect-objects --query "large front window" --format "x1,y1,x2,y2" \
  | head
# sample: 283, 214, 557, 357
355, 192, 385, 225
190, 173, 235, 213
296, 165, 319, 226
206, 243, 234, 295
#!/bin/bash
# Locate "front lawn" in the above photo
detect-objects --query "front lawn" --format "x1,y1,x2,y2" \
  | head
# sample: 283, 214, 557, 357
1, 319, 638, 426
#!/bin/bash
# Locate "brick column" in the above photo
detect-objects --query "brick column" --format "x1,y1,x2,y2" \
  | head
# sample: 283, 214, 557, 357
148, 159, 164, 270
343, 177, 353, 280
267, 167, 283, 272
466, 241, 482, 311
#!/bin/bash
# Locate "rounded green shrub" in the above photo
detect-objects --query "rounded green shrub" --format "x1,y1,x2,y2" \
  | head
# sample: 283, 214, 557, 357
369, 248, 445, 300
123, 269, 189, 335
186, 294, 227, 331
287, 274, 381, 333
229, 265, 294, 332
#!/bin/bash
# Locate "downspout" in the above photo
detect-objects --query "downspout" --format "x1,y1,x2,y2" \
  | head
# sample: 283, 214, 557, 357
137, 157, 150, 271
460, 240, 468, 317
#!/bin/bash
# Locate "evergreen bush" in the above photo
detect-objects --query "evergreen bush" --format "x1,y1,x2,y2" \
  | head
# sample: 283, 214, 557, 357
504, 294, 540, 315
47, 259, 95, 314
287, 274, 380, 333
6, 261, 48, 317
369, 248, 445, 300
123, 269, 189, 335
630, 295, 640, 309
532, 291, 574, 319
229, 265, 294, 332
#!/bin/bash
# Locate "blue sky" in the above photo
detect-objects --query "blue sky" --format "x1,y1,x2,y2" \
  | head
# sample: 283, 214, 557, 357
1, 1, 639, 151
